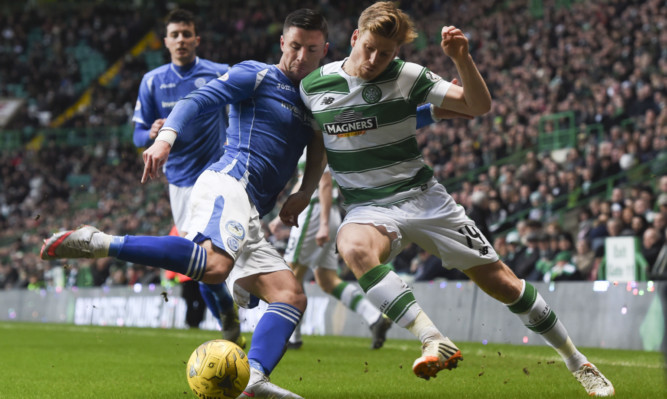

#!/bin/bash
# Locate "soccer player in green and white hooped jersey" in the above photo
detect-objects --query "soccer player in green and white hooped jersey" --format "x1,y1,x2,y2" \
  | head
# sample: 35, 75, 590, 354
288, 1, 615, 396
271, 104, 442, 351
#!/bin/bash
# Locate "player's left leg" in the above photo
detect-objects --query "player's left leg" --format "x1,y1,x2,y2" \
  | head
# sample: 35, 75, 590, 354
465, 261, 615, 397
315, 267, 392, 349
235, 269, 306, 399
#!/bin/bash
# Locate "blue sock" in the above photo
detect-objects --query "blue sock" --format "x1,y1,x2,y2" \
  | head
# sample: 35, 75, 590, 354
206, 282, 235, 310
108, 235, 207, 280
199, 282, 235, 328
247, 302, 302, 376
199, 283, 222, 325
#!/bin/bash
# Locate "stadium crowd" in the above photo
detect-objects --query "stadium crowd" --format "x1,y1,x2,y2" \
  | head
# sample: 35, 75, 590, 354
1, 0, 666, 290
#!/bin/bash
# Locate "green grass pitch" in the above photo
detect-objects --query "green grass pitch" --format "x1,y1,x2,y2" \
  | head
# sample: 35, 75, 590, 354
0, 321, 665, 398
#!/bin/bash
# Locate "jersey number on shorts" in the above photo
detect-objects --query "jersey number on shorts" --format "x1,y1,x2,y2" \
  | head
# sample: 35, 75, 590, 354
458, 225, 487, 249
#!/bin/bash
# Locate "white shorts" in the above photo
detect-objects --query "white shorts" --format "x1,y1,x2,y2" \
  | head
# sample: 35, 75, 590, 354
340, 183, 498, 270
169, 184, 194, 233
186, 170, 290, 308
283, 200, 341, 270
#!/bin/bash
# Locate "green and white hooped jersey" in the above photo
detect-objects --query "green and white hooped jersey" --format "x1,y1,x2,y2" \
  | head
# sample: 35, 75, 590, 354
300, 58, 451, 208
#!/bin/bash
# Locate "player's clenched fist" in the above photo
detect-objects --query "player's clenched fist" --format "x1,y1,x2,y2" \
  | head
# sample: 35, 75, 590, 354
441, 26, 469, 60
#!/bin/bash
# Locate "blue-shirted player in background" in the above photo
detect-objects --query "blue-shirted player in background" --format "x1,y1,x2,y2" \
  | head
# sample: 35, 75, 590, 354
42, 9, 330, 399
132, 9, 243, 347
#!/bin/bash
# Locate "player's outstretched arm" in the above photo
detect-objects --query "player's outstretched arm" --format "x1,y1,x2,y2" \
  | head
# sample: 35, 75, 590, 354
438, 26, 491, 117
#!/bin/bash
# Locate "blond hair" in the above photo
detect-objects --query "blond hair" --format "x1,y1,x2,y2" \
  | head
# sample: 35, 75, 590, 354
357, 1, 418, 45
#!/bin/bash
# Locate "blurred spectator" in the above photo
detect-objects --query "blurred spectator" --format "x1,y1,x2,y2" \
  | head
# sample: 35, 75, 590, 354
487, 196, 509, 235
656, 194, 667, 218
572, 239, 596, 280
538, 232, 581, 282
0, 263, 19, 289
507, 232, 541, 281
642, 227, 665, 268
392, 243, 419, 275
493, 235, 509, 262
631, 214, 649, 238
576, 208, 595, 242
653, 212, 666, 235
542, 252, 582, 282
466, 190, 492, 242
106, 266, 128, 286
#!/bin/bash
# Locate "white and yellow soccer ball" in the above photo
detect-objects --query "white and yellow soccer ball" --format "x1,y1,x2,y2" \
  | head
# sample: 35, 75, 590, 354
186, 339, 250, 399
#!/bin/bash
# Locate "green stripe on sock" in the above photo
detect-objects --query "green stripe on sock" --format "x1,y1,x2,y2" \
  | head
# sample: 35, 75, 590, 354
358, 265, 393, 292
385, 291, 417, 322
331, 282, 348, 300
527, 310, 558, 334
350, 295, 363, 311
508, 281, 537, 314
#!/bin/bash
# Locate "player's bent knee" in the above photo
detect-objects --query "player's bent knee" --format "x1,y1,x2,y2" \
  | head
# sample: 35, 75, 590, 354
338, 242, 374, 268
274, 290, 307, 312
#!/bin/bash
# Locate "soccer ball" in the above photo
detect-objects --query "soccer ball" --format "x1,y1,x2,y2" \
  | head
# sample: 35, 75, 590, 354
186, 339, 250, 399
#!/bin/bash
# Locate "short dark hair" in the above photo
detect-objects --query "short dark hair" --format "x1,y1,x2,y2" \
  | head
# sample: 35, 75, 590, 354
283, 9, 328, 41
165, 9, 197, 35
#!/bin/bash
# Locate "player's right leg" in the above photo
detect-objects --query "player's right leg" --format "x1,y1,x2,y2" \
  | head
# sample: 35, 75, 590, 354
336, 222, 462, 380
316, 268, 392, 349
234, 266, 306, 399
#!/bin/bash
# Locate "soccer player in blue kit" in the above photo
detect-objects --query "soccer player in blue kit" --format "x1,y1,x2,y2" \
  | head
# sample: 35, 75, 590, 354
132, 9, 243, 347
43, 9, 330, 399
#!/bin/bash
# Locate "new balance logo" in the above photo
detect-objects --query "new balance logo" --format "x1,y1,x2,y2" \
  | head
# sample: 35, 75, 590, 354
479, 246, 489, 256
320, 97, 335, 105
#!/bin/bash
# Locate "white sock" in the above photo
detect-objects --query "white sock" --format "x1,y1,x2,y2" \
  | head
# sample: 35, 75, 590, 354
91, 231, 111, 257
362, 269, 421, 328
508, 280, 587, 372
406, 310, 446, 344
559, 337, 589, 372
334, 282, 382, 325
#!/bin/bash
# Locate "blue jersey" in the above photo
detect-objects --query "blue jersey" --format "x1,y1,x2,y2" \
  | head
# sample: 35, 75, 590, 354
133, 57, 230, 187
163, 61, 314, 217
